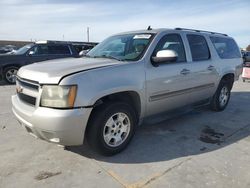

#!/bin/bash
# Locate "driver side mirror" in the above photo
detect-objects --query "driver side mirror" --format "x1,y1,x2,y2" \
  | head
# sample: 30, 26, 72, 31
151, 50, 177, 66
79, 49, 90, 56
28, 51, 35, 56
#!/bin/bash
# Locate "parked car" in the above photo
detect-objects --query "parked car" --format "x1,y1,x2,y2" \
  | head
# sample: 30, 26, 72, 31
0, 45, 17, 54
242, 51, 250, 62
0, 48, 9, 54
242, 51, 250, 82
0, 41, 81, 84
12, 28, 242, 155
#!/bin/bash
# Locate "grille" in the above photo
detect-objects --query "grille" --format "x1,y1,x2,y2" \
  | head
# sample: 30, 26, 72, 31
16, 77, 39, 91
17, 92, 36, 106
16, 77, 39, 106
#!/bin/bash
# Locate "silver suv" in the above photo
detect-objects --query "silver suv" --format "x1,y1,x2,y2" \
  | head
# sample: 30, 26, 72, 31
12, 28, 243, 155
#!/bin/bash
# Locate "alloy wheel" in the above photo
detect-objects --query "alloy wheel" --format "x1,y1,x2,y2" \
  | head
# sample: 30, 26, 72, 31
103, 112, 131, 147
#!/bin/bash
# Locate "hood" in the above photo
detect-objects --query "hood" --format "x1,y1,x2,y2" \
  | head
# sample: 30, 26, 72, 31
0, 54, 22, 62
17, 57, 121, 84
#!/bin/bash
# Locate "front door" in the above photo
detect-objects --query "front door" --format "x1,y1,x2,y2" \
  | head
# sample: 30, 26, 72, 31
26, 44, 50, 64
145, 33, 193, 116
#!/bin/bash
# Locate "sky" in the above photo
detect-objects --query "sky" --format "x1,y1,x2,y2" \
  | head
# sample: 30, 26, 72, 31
0, 0, 249, 48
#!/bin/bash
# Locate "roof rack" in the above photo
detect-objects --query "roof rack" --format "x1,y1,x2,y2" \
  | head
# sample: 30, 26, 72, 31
35, 40, 98, 45
175, 28, 228, 36
35, 40, 72, 44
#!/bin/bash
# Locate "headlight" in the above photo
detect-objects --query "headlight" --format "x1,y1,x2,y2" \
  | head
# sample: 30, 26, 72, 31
41, 85, 77, 108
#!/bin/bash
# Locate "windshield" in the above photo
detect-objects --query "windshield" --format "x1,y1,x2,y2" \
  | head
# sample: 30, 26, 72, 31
87, 33, 153, 61
15, 44, 34, 55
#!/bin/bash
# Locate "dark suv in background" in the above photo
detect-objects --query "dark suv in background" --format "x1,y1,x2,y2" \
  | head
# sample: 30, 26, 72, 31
0, 40, 97, 84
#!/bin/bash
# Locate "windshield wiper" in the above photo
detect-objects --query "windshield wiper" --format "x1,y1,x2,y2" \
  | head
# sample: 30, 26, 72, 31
93, 55, 123, 61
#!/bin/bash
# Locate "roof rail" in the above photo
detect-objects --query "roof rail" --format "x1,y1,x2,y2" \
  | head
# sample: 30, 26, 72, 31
35, 40, 72, 44
175, 28, 228, 36
35, 40, 98, 45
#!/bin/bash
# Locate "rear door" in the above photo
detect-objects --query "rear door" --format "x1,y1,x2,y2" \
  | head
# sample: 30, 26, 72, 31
184, 34, 218, 103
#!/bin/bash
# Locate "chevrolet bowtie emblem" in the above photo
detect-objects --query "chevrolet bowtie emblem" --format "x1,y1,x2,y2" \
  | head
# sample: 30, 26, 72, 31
16, 86, 23, 93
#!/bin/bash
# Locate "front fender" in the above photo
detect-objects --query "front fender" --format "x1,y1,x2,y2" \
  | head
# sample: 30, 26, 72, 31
60, 62, 146, 116
88, 87, 143, 106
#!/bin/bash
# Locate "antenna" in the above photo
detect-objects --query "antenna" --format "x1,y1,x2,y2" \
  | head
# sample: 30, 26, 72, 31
147, 25, 152, 30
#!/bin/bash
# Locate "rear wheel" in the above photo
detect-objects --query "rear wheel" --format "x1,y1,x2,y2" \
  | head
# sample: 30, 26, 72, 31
86, 101, 137, 156
4, 66, 18, 84
210, 80, 231, 111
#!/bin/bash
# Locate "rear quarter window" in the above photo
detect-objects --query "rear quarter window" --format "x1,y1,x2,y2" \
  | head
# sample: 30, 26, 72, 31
210, 37, 241, 59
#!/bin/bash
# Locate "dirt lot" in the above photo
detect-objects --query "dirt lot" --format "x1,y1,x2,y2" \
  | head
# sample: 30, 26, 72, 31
0, 79, 250, 188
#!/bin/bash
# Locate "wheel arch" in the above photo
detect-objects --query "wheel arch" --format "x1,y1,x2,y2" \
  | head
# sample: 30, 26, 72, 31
91, 90, 142, 122
3, 64, 21, 71
220, 73, 235, 90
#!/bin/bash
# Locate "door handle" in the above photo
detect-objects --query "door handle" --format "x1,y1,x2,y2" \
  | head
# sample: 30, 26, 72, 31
180, 69, 190, 75
207, 65, 215, 71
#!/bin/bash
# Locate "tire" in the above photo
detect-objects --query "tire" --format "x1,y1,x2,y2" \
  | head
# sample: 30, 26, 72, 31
3, 66, 18, 84
210, 80, 231, 111
243, 79, 245, 82
86, 101, 137, 156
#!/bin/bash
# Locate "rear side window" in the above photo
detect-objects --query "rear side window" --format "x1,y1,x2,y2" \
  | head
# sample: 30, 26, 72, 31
187, 35, 210, 61
48, 45, 71, 55
210, 37, 241, 59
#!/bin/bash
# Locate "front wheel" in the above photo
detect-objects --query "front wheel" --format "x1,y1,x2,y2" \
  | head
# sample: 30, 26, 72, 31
210, 80, 231, 111
86, 102, 137, 156
4, 66, 18, 84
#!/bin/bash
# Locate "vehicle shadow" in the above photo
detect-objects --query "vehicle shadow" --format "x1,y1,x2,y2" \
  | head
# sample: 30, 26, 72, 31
0, 80, 15, 86
67, 91, 250, 164
0, 80, 9, 86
